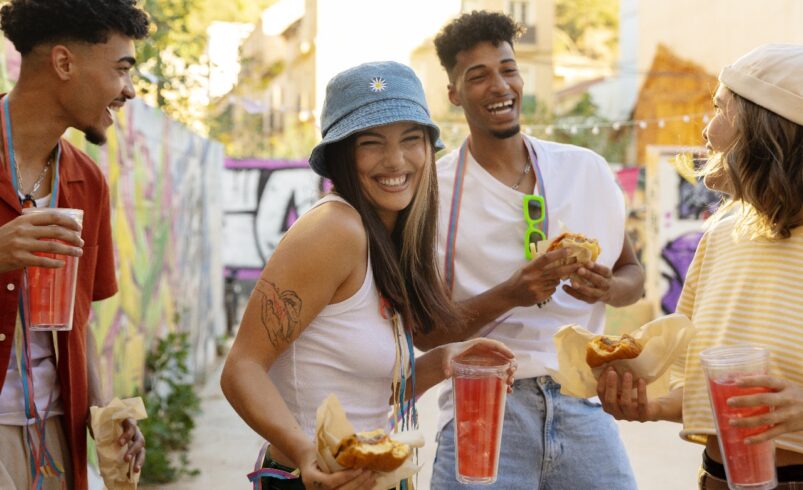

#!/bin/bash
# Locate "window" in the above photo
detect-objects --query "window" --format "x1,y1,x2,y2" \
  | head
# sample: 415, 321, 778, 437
508, 0, 530, 25
508, 1, 536, 43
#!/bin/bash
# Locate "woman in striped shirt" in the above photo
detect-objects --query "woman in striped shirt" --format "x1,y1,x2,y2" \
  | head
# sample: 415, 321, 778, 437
597, 44, 803, 488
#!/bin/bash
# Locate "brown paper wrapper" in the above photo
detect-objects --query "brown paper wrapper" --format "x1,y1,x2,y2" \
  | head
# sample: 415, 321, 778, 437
315, 394, 424, 490
547, 314, 695, 398
89, 397, 148, 490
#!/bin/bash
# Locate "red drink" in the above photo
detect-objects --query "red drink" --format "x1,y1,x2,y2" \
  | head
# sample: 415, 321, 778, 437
26, 240, 80, 330
708, 379, 775, 487
21, 208, 83, 331
700, 345, 777, 490
452, 355, 508, 484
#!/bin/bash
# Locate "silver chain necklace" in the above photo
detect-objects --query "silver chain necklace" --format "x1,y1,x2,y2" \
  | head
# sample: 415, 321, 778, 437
15, 151, 53, 199
510, 153, 532, 190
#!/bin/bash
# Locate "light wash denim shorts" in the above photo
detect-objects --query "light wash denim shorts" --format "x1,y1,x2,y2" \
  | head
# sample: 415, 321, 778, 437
431, 376, 637, 490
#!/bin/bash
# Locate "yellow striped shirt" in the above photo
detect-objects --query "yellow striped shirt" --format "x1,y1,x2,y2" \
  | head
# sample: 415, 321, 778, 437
669, 215, 803, 453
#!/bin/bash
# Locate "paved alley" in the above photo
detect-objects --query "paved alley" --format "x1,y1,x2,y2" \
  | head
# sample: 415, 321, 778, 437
144, 361, 701, 490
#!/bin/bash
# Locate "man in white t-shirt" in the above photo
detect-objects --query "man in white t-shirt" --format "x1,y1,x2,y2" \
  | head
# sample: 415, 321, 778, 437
416, 11, 645, 489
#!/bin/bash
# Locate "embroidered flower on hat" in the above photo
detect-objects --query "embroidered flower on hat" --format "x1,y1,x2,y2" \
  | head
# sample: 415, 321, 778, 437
369, 77, 387, 93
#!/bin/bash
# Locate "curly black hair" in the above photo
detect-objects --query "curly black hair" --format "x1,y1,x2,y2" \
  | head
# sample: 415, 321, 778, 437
434, 10, 524, 78
0, 0, 150, 55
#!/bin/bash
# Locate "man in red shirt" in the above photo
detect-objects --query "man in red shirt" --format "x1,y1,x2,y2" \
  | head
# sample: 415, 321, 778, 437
0, 1, 150, 488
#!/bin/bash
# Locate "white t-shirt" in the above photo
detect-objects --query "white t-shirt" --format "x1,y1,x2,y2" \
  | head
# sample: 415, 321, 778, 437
268, 195, 402, 437
436, 135, 625, 426
0, 194, 64, 425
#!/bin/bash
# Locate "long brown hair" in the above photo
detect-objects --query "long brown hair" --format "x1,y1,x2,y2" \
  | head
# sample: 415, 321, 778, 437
323, 129, 462, 334
701, 88, 803, 239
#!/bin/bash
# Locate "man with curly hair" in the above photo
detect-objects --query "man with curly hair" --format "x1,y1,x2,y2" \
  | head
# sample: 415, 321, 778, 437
0, 1, 149, 488
416, 10, 644, 489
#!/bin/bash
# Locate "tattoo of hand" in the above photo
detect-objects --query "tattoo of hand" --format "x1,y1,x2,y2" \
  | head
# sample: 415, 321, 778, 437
255, 279, 302, 348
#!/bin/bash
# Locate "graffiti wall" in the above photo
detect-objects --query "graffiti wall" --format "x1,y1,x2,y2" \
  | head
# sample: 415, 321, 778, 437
1, 38, 225, 396
614, 165, 647, 265
645, 146, 721, 317
221, 160, 324, 335
222, 159, 324, 278
74, 102, 225, 395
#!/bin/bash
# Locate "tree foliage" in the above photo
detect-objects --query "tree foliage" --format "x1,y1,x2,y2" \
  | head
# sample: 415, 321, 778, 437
134, 0, 277, 128
555, 0, 619, 60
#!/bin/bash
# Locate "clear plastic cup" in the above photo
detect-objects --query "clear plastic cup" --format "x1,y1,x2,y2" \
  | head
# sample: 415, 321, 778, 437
21, 208, 84, 331
451, 353, 509, 485
700, 345, 777, 490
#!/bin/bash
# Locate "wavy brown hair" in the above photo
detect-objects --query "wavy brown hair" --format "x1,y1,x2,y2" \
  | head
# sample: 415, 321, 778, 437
323, 129, 462, 334
701, 87, 803, 239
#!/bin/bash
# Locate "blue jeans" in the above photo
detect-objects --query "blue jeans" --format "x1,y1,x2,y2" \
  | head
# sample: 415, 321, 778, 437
431, 376, 637, 490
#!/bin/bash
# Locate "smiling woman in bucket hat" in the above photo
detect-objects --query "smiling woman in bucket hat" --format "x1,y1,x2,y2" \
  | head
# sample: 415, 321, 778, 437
221, 61, 517, 490
308, 61, 444, 177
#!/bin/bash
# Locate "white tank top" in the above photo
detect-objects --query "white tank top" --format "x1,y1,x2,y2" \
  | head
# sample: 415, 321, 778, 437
268, 195, 398, 437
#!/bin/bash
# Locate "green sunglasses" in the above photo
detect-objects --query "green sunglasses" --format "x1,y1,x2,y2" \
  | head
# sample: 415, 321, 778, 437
523, 194, 546, 260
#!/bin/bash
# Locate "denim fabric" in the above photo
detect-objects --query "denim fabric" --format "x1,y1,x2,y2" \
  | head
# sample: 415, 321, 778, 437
431, 377, 637, 490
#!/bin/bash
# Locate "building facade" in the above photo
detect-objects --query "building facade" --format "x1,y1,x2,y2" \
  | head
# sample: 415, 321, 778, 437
214, 0, 554, 158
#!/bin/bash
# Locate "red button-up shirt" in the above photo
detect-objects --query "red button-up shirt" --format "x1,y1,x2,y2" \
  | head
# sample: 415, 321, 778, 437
0, 139, 118, 490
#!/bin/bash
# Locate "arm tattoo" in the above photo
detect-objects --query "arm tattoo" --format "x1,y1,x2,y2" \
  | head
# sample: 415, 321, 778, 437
254, 279, 302, 348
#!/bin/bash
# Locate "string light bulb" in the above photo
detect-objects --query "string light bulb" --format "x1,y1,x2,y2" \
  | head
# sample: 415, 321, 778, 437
434, 112, 709, 136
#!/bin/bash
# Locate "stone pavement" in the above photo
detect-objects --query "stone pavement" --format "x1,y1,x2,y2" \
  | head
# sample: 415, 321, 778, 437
144, 360, 701, 490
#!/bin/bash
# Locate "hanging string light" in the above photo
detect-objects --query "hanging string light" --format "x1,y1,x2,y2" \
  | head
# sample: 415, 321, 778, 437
437, 112, 711, 136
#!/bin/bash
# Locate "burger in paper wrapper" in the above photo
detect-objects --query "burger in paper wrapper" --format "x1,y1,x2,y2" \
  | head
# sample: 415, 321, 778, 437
546, 233, 600, 265
335, 429, 411, 472
548, 314, 695, 398
531, 232, 601, 281
315, 394, 424, 490
586, 334, 643, 368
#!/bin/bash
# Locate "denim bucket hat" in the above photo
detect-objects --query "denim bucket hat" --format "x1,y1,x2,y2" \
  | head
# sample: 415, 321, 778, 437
308, 61, 444, 177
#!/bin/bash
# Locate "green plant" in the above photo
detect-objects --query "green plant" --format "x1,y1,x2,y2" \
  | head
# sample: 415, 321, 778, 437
136, 332, 201, 484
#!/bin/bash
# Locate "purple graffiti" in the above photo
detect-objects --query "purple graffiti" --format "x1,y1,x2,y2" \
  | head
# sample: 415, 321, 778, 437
660, 231, 704, 314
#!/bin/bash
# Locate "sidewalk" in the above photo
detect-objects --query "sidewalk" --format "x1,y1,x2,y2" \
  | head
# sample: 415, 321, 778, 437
144, 361, 701, 489
142, 361, 264, 489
